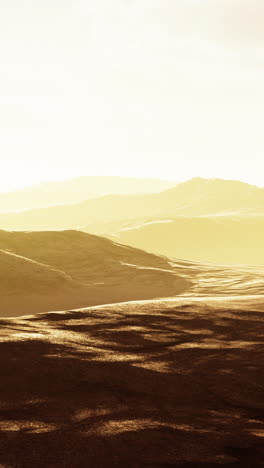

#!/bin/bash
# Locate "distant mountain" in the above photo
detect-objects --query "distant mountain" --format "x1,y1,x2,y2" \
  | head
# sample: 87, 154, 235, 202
0, 177, 263, 231
0, 176, 175, 212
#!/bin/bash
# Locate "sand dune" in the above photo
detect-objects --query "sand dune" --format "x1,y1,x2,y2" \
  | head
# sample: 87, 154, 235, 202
0, 176, 174, 212
1, 229, 264, 317
0, 296, 263, 467
0, 177, 263, 231
106, 215, 264, 266
0, 230, 190, 316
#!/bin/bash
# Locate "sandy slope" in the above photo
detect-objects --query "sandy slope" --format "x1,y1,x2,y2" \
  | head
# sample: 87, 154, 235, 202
0, 177, 263, 231
0, 230, 190, 316
0, 296, 264, 467
0, 249, 75, 294
106, 215, 264, 266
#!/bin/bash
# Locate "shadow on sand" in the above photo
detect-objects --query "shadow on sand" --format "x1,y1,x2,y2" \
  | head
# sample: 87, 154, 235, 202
0, 300, 263, 467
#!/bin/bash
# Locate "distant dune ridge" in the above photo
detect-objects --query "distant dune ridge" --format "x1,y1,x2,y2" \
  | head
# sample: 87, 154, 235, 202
0, 176, 174, 212
0, 177, 263, 230
1, 177, 263, 266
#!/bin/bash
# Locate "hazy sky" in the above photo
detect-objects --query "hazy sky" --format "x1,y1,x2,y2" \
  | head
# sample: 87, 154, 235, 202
1, 0, 264, 191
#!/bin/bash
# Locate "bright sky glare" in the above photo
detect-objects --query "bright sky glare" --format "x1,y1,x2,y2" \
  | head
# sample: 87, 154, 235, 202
1, 0, 264, 191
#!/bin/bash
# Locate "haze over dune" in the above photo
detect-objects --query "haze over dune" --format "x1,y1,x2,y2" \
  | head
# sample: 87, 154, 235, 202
0, 178, 263, 232
1, 177, 263, 267
1, 296, 264, 467
0, 176, 174, 212
107, 215, 264, 266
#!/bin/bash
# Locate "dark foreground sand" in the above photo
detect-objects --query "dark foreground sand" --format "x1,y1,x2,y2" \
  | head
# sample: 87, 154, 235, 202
0, 296, 264, 467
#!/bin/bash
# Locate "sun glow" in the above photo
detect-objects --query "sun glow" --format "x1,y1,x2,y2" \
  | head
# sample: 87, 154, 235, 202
1, 1, 264, 192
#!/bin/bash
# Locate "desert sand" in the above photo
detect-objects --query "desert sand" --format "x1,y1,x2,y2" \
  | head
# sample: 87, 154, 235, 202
0, 296, 264, 467
0, 222, 264, 467
0, 229, 264, 466
0, 229, 190, 316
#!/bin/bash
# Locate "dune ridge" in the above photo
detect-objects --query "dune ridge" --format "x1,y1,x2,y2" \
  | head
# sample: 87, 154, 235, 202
0, 177, 264, 231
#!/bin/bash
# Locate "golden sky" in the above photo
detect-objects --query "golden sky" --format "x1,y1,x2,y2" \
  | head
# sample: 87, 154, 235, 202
1, 0, 264, 191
